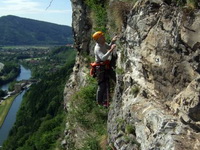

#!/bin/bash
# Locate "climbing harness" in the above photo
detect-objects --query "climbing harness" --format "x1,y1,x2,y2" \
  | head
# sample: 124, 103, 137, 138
90, 60, 110, 78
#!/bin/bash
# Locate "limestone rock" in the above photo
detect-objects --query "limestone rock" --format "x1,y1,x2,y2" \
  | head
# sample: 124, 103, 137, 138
108, 1, 200, 150
64, 0, 200, 150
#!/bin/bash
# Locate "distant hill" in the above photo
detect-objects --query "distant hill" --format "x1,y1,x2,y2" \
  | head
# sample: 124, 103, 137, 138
0, 15, 73, 46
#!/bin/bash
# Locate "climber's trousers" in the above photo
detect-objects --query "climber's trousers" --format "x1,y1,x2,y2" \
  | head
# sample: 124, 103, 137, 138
96, 65, 109, 105
96, 80, 109, 105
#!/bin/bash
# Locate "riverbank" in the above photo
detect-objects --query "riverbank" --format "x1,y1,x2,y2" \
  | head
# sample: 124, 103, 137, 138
0, 94, 18, 127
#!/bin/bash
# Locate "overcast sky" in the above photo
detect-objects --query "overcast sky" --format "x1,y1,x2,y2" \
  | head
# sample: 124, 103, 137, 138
0, 0, 72, 26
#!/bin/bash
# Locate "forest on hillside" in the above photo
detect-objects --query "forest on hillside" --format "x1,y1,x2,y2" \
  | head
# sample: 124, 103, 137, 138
2, 47, 76, 149
0, 15, 73, 46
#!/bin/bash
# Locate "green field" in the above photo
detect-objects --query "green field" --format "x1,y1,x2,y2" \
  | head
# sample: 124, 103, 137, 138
0, 94, 18, 127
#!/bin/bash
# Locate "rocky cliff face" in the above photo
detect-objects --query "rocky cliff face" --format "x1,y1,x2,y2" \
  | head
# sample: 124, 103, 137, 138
64, 0, 91, 96
64, 0, 200, 149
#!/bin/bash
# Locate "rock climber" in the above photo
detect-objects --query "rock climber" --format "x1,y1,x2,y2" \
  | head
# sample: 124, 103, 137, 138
92, 31, 117, 106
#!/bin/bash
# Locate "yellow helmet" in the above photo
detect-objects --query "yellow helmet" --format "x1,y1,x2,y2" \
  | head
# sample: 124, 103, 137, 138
92, 31, 104, 41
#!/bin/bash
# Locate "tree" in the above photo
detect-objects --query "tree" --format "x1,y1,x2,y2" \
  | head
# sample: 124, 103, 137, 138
0, 89, 7, 97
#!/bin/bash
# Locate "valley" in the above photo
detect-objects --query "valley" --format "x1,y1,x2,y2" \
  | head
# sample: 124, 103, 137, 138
0, 45, 76, 148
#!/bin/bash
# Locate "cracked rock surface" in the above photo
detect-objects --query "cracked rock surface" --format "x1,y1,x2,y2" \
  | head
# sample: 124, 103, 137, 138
64, 0, 200, 149
108, 1, 200, 149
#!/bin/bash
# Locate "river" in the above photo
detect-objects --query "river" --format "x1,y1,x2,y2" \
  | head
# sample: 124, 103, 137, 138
0, 65, 31, 146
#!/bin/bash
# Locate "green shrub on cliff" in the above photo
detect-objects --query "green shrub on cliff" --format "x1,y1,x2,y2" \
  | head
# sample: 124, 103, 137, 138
67, 77, 108, 149
185, 0, 198, 9
85, 0, 108, 32
174, 0, 198, 7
